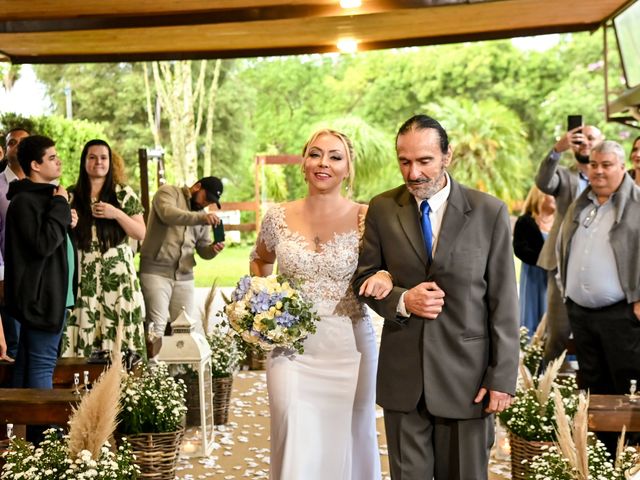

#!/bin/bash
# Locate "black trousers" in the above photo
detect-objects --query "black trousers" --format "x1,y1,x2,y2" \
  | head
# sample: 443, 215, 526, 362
566, 298, 640, 455
566, 299, 640, 394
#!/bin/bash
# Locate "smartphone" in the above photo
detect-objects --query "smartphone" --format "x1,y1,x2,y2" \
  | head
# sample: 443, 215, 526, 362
213, 220, 225, 243
567, 115, 583, 132
567, 115, 583, 145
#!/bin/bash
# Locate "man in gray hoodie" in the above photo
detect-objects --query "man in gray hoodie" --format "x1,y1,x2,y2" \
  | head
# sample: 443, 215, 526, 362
140, 177, 225, 347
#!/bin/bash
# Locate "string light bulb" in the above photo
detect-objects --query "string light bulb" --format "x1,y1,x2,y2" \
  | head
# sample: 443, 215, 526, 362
340, 0, 362, 8
337, 38, 359, 53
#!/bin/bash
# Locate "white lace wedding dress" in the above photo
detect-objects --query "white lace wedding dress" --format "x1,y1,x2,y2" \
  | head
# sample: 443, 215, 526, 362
251, 205, 381, 480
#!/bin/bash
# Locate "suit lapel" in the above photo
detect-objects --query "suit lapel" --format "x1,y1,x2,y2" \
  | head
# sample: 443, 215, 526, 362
430, 178, 470, 275
396, 188, 428, 265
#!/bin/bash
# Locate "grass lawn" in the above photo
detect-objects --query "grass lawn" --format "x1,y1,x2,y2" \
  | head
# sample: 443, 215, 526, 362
193, 244, 254, 287
140, 244, 522, 288
192, 246, 522, 287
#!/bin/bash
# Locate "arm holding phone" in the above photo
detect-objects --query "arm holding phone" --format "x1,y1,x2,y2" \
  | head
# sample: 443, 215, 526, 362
553, 126, 586, 155
535, 115, 583, 196
553, 115, 584, 154
211, 220, 225, 255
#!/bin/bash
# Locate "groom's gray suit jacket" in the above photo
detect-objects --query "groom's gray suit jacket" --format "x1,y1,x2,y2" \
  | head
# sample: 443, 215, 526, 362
353, 178, 519, 419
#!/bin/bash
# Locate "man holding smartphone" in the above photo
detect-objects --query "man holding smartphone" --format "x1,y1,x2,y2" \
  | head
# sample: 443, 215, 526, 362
140, 176, 225, 353
535, 118, 604, 364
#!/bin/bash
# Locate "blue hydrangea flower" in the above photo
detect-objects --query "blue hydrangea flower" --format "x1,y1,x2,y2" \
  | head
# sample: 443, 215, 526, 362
232, 275, 253, 301
249, 290, 272, 313
276, 311, 297, 328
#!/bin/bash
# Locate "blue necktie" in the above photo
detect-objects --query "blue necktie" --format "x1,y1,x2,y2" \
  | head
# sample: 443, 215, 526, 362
420, 200, 433, 263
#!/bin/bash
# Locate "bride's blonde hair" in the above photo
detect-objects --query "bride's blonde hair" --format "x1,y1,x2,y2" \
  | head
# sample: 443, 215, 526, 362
301, 129, 355, 195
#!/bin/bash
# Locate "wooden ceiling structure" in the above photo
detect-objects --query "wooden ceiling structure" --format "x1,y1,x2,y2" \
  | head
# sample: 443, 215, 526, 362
0, 0, 634, 64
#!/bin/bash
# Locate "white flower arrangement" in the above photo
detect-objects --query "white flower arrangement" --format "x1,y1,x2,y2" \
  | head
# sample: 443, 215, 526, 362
1, 430, 139, 480
527, 390, 640, 479
118, 363, 187, 435
519, 325, 544, 376
529, 440, 638, 480
498, 352, 579, 442
207, 323, 245, 378
225, 274, 320, 354
2, 330, 139, 480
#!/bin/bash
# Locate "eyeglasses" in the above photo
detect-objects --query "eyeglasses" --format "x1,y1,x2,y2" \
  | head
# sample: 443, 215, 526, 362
583, 206, 599, 228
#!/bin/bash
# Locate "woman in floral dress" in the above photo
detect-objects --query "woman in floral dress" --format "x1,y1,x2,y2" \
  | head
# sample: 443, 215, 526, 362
62, 139, 146, 358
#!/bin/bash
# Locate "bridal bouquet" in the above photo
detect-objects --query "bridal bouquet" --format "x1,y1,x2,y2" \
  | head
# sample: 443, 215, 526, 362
224, 274, 320, 354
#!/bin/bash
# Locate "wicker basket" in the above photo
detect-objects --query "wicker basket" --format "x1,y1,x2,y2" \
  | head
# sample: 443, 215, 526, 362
509, 432, 553, 478
247, 349, 267, 370
123, 427, 184, 480
213, 376, 234, 425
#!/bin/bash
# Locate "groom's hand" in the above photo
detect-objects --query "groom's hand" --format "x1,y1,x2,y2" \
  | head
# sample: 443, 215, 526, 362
404, 282, 445, 319
474, 387, 513, 413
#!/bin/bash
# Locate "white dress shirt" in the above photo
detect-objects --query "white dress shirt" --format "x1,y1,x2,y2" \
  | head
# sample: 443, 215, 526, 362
396, 173, 451, 317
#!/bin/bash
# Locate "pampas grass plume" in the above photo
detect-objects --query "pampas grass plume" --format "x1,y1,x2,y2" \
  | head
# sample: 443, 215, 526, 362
203, 281, 218, 335
537, 350, 566, 407
531, 313, 547, 347
67, 324, 125, 459
553, 386, 579, 476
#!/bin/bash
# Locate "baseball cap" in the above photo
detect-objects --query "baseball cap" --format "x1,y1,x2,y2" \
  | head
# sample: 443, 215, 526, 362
198, 176, 223, 209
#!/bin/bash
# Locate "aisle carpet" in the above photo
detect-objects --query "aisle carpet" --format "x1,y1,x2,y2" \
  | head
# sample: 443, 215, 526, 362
175, 371, 511, 479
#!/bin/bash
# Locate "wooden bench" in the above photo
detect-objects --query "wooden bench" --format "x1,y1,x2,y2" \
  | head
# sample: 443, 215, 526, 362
0, 388, 81, 426
0, 358, 106, 388
588, 394, 640, 432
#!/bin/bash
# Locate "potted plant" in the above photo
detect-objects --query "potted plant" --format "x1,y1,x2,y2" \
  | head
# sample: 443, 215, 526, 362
528, 390, 640, 479
117, 363, 187, 479
498, 351, 579, 478
1, 429, 138, 480
207, 322, 245, 425
519, 320, 544, 377
2, 336, 139, 479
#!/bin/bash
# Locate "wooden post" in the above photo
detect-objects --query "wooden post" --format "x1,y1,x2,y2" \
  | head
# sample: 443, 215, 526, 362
138, 148, 150, 222
255, 155, 264, 232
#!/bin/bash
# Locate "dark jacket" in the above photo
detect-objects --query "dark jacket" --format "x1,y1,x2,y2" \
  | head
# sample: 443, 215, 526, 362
5, 179, 76, 332
512, 213, 545, 266
353, 178, 519, 417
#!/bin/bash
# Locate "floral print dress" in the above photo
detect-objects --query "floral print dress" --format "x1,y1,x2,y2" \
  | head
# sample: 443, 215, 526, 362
62, 184, 146, 358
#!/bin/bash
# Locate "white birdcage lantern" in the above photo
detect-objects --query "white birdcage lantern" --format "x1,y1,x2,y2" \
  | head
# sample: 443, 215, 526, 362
158, 308, 215, 457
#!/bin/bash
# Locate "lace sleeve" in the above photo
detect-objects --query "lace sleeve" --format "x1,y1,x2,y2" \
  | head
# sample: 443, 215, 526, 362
249, 205, 282, 262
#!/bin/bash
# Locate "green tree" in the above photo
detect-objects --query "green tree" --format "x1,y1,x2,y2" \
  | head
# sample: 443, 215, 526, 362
33, 63, 153, 183
0, 113, 107, 186
309, 116, 398, 202
427, 98, 531, 206
1, 64, 21, 93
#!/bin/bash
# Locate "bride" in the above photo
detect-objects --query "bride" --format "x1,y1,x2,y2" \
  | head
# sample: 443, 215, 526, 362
250, 129, 384, 480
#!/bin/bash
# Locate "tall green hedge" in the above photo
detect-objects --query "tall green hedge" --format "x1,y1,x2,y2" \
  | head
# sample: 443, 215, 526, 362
1, 113, 108, 187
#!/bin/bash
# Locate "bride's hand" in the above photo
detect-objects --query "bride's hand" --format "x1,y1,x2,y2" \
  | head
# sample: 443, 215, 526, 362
359, 271, 393, 300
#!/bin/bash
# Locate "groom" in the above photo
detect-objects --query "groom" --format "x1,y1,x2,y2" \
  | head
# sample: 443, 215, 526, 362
353, 114, 519, 479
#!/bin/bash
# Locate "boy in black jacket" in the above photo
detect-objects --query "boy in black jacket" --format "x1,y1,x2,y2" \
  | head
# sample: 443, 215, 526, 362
5, 135, 77, 408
